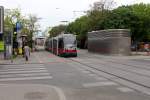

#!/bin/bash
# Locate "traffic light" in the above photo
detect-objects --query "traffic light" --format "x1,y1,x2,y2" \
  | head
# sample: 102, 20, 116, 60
13, 27, 17, 34
13, 27, 17, 42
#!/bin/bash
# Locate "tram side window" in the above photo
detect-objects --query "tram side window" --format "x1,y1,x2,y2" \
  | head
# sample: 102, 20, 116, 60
74, 40, 77, 45
59, 39, 64, 49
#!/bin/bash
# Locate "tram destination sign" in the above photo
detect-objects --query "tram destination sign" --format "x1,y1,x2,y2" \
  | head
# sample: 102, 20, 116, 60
0, 6, 4, 34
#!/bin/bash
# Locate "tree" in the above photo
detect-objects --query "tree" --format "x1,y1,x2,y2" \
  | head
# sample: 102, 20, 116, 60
49, 2, 150, 49
131, 3, 150, 42
49, 25, 67, 37
4, 8, 22, 31
91, 0, 116, 11
102, 3, 150, 43
66, 15, 91, 48
24, 14, 41, 48
4, 8, 41, 49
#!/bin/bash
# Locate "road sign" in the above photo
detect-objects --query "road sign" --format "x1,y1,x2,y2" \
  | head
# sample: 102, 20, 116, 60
0, 6, 4, 34
16, 22, 22, 32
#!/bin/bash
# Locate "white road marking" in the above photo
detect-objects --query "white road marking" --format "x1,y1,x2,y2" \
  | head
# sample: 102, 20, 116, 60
117, 87, 134, 93
95, 77, 108, 81
0, 67, 46, 72
82, 70, 91, 74
0, 70, 48, 74
0, 76, 53, 81
2, 65, 45, 68
88, 73, 97, 77
83, 81, 118, 88
0, 60, 53, 82
52, 86, 67, 100
0, 73, 50, 78
144, 59, 150, 61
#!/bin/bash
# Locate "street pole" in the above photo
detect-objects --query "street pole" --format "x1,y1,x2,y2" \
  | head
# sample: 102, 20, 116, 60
0, 6, 4, 59
60, 21, 69, 33
11, 31, 13, 63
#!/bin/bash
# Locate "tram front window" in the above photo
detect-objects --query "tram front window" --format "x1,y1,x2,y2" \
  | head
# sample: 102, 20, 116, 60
64, 36, 76, 45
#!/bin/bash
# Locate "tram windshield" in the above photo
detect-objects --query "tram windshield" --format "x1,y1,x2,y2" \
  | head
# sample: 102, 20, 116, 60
63, 35, 76, 45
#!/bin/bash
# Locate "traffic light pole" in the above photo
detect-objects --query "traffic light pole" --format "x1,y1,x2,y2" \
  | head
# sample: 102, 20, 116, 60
11, 31, 13, 63
0, 6, 4, 59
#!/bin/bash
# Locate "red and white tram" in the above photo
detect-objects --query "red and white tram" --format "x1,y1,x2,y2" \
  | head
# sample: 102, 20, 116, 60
45, 34, 77, 57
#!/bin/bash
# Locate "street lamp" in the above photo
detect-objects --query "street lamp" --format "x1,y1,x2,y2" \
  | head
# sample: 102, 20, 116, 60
60, 21, 69, 23
59, 20, 69, 33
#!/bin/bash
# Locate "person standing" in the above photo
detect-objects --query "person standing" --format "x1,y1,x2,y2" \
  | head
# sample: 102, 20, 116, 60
144, 43, 150, 56
24, 43, 30, 61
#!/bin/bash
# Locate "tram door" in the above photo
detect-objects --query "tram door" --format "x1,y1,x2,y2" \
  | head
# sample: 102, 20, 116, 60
53, 39, 58, 55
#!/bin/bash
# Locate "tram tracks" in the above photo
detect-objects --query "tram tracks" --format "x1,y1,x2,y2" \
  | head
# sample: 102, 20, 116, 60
79, 53, 150, 71
68, 57, 150, 95
77, 53, 150, 77
86, 59, 150, 78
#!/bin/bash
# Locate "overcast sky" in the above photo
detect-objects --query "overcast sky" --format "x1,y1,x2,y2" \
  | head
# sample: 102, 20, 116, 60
1, 0, 150, 31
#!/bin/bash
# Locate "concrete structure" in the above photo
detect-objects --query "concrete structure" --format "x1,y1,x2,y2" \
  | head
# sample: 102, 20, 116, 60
88, 29, 131, 55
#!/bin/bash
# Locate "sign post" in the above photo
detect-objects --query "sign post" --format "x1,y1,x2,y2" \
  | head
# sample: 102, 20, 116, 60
11, 31, 13, 63
0, 6, 4, 59
0, 6, 4, 35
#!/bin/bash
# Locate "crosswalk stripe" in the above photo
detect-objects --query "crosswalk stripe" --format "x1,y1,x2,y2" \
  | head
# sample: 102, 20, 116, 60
0, 76, 53, 81
0, 67, 46, 72
89, 73, 97, 77
1, 66, 45, 69
82, 70, 91, 74
0, 70, 48, 74
117, 87, 134, 92
0, 73, 51, 78
83, 82, 118, 88
0, 64, 53, 81
95, 77, 108, 81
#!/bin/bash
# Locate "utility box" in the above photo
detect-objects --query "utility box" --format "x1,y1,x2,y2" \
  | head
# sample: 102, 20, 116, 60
88, 29, 131, 56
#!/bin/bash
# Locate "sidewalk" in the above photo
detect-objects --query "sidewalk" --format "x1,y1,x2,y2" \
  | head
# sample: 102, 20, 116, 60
0, 51, 65, 65
0, 84, 65, 100
0, 52, 10, 64
0, 52, 39, 65
1, 50, 150, 65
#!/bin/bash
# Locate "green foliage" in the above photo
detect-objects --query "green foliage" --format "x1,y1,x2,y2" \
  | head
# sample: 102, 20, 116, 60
4, 9, 19, 32
4, 8, 40, 48
103, 3, 150, 42
65, 3, 150, 48
49, 25, 67, 37
66, 10, 110, 48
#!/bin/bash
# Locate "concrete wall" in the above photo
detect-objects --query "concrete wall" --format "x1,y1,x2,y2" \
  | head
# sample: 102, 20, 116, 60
88, 29, 131, 56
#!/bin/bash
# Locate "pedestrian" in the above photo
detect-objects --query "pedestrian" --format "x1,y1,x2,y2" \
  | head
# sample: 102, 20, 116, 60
24, 43, 30, 61
144, 43, 150, 56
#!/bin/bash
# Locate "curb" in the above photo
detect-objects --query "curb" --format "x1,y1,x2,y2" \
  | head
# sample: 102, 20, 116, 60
0, 84, 66, 100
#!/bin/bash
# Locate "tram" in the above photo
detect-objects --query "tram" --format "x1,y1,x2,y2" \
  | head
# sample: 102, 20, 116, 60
45, 34, 77, 57
34, 37, 46, 51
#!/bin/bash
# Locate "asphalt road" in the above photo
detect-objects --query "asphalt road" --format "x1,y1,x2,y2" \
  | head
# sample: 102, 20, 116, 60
0, 49, 150, 100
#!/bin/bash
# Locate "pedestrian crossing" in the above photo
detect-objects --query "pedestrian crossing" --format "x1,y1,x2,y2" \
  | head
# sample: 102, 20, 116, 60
0, 64, 52, 82
69, 61, 136, 93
